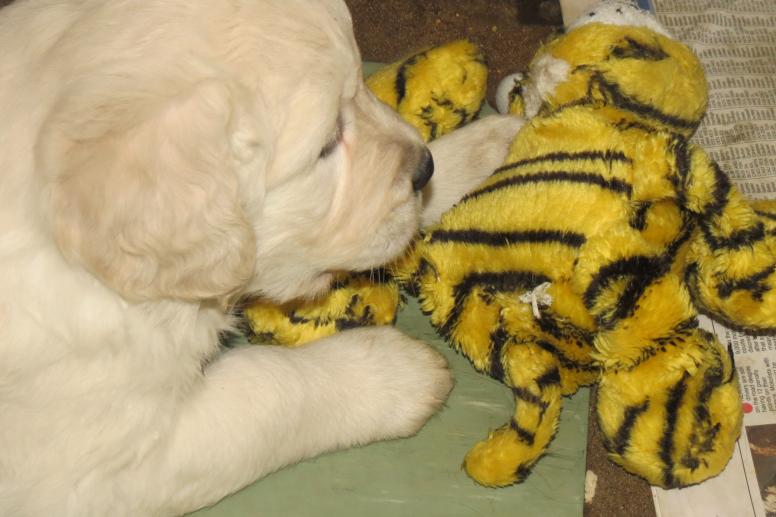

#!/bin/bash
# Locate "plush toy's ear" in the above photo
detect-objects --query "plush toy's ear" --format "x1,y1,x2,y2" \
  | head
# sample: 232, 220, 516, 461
39, 79, 261, 302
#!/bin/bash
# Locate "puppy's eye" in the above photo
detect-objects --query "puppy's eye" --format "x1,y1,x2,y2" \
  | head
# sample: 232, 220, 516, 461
319, 117, 344, 159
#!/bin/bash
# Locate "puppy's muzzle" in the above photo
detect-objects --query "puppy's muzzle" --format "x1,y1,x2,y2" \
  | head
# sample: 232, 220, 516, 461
412, 148, 434, 192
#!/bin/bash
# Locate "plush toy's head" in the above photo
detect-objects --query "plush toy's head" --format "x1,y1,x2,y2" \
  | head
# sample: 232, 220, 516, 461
513, 1, 707, 137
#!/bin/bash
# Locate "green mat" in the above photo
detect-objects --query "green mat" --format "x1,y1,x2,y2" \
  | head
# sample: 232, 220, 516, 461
192, 299, 588, 517
191, 62, 588, 516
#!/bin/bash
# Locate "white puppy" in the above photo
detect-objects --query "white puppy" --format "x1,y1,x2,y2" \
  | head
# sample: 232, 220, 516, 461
0, 0, 521, 515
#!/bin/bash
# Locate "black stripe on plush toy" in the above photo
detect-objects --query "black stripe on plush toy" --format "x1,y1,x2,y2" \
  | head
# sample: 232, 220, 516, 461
493, 150, 632, 176
587, 220, 693, 326
418, 104, 440, 140
608, 400, 650, 455
536, 367, 562, 388
429, 229, 587, 248
439, 270, 551, 340
512, 385, 549, 409
590, 73, 700, 131
670, 135, 691, 207
629, 201, 652, 230
610, 37, 668, 61
583, 255, 662, 310
702, 220, 766, 251
535, 314, 596, 349
514, 464, 533, 483
509, 419, 537, 446
756, 210, 776, 221
717, 263, 775, 301
488, 324, 510, 380
693, 350, 725, 429
659, 372, 690, 488
619, 318, 698, 370
461, 171, 633, 204
535, 340, 599, 372
433, 94, 475, 126
394, 51, 428, 105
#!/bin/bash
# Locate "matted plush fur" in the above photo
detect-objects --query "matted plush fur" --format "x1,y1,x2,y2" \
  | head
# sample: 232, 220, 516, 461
0, 1, 523, 515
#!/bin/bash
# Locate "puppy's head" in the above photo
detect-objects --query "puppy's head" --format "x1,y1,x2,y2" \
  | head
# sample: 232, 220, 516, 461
38, 0, 430, 304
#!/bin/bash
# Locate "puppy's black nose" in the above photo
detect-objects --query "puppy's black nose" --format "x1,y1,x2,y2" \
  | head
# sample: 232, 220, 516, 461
412, 148, 434, 192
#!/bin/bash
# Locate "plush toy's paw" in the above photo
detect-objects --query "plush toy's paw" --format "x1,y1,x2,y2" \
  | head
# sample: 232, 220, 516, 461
597, 328, 742, 487
679, 147, 776, 333
463, 425, 540, 487
495, 72, 525, 116
687, 198, 776, 333
242, 271, 401, 346
366, 40, 487, 142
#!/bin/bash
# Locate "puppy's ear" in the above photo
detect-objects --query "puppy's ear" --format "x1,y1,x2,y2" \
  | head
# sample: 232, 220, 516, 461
39, 79, 260, 302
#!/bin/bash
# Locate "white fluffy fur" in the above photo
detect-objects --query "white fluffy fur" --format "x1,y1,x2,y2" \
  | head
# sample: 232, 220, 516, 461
422, 114, 525, 227
0, 1, 530, 515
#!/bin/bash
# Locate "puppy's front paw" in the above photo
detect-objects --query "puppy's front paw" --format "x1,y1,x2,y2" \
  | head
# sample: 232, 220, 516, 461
343, 326, 453, 440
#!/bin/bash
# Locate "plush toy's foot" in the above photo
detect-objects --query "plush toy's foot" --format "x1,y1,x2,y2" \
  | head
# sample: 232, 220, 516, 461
597, 328, 742, 488
464, 424, 545, 487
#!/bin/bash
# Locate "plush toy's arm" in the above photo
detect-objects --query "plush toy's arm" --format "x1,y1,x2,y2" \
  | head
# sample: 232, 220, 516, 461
676, 143, 776, 332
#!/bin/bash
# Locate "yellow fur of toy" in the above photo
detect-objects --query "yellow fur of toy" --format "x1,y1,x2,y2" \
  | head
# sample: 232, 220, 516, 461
243, 272, 400, 346
406, 15, 774, 488
243, 41, 487, 346
366, 40, 487, 142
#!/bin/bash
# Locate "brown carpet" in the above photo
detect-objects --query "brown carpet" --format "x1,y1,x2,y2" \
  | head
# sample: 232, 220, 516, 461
345, 0, 559, 105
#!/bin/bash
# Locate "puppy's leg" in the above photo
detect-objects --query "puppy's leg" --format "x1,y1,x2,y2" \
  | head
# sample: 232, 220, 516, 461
150, 326, 452, 516
421, 114, 524, 228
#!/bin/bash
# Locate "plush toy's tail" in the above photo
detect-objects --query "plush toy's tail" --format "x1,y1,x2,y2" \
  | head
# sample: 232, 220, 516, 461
678, 143, 776, 332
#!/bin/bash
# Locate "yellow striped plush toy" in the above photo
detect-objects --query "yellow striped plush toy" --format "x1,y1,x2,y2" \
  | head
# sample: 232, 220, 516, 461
405, 0, 776, 488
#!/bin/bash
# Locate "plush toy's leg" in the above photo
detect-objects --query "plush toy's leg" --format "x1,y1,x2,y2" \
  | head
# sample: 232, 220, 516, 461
463, 339, 564, 487
597, 325, 741, 488
678, 144, 776, 331
591, 259, 742, 487
574, 217, 743, 487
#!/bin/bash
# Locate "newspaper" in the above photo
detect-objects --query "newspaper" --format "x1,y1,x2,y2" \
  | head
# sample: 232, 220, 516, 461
646, 1, 776, 516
